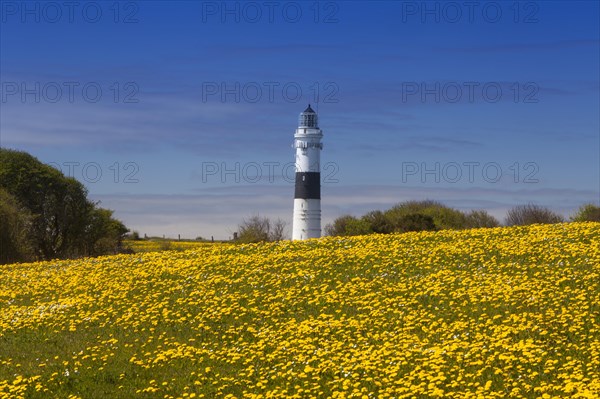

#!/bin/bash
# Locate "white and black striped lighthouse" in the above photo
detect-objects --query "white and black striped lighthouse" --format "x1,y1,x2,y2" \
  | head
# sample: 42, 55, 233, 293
292, 104, 323, 240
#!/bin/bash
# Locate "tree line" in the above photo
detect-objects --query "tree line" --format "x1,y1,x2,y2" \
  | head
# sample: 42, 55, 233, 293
0, 149, 128, 264
3, 148, 597, 261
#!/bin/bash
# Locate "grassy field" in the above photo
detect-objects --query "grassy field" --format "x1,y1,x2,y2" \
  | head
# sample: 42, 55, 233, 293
1, 223, 599, 398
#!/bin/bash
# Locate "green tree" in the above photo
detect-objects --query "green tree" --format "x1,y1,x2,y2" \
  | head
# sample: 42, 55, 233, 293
85, 208, 129, 256
0, 149, 90, 258
0, 148, 128, 260
0, 188, 34, 264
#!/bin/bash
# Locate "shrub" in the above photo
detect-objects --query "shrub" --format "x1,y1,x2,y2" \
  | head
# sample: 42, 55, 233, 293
324, 215, 355, 236
465, 210, 500, 228
269, 218, 286, 242
385, 200, 468, 231
361, 210, 394, 234
343, 218, 372, 236
129, 231, 141, 240
324, 215, 372, 237
570, 203, 600, 222
505, 204, 564, 226
396, 213, 437, 233
237, 215, 287, 243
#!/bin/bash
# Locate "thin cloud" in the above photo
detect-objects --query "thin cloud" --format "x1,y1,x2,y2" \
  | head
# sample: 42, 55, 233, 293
439, 39, 600, 53
91, 184, 598, 239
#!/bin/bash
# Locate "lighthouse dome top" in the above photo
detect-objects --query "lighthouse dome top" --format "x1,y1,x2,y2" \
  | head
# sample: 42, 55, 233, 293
299, 104, 318, 128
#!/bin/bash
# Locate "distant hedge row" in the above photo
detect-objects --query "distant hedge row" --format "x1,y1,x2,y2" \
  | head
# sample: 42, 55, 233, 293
325, 200, 600, 237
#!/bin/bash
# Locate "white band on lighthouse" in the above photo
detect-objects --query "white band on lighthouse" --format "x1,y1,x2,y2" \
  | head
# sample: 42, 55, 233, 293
292, 105, 323, 240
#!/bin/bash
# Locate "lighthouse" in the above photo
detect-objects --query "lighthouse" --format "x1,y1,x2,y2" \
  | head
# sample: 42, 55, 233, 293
292, 104, 323, 240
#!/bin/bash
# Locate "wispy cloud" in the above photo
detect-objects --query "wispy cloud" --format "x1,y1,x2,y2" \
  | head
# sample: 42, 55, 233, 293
439, 39, 600, 54
92, 184, 598, 240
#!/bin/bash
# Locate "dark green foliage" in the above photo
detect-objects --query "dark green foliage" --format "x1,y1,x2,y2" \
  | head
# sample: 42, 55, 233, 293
319, 200, 593, 238
0, 148, 129, 263
1, 149, 90, 259
0, 188, 34, 263
384, 200, 468, 230
395, 213, 437, 233
361, 210, 394, 234
570, 203, 600, 222
326, 201, 476, 237
342, 217, 372, 236
505, 203, 564, 226
324, 215, 355, 236
86, 208, 129, 256
325, 201, 521, 238
128, 231, 141, 240
324, 215, 372, 237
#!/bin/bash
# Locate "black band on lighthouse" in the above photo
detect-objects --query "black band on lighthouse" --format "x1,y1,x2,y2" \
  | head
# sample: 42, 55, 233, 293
294, 172, 320, 199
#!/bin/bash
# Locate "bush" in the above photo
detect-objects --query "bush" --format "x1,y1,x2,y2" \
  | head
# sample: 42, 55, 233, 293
324, 215, 371, 237
396, 213, 437, 233
325, 201, 596, 240
465, 210, 500, 228
324, 215, 355, 236
128, 231, 141, 240
269, 218, 286, 241
237, 216, 287, 243
328, 201, 495, 237
505, 204, 564, 226
343, 218, 372, 236
385, 200, 468, 231
570, 203, 600, 222
361, 210, 394, 234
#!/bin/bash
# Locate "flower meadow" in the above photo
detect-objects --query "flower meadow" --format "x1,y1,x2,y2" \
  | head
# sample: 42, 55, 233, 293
1, 223, 599, 399
125, 241, 226, 253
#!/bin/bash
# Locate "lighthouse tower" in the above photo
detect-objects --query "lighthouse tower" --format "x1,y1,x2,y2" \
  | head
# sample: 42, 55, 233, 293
292, 105, 323, 240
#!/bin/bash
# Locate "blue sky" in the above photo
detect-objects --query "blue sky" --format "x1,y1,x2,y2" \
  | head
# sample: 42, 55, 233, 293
1, 1, 598, 239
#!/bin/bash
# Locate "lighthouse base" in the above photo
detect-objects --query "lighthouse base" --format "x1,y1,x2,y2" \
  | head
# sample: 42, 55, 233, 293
292, 198, 321, 240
